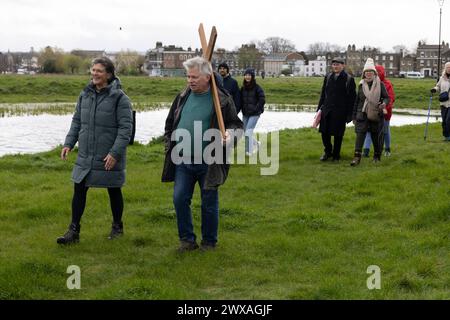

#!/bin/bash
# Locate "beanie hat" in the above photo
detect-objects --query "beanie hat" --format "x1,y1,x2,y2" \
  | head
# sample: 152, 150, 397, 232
218, 62, 229, 73
244, 68, 255, 78
363, 58, 377, 74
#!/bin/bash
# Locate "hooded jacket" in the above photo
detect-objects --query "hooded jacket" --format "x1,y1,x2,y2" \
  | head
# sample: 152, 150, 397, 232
375, 65, 395, 120
240, 71, 265, 116
64, 78, 133, 187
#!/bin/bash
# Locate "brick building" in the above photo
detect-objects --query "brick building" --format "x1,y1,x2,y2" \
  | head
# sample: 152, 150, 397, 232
144, 42, 201, 77
416, 41, 450, 77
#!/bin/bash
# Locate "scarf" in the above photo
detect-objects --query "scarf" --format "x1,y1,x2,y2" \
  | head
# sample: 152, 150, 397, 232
361, 76, 381, 113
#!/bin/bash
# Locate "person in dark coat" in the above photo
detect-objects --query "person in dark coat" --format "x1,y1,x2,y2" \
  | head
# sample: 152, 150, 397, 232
317, 58, 356, 161
351, 58, 390, 166
57, 57, 133, 244
162, 57, 243, 252
241, 68, 265, 155
218, 62, 241, 114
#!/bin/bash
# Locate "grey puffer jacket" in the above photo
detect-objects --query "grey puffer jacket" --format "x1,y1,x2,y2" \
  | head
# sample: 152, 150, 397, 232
64, 78, 132, 188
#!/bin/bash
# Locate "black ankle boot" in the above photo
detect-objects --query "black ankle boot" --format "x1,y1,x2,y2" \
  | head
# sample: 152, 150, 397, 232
320, 153, 332, 161
108, 222, 123, 240
57, 223, 80, 244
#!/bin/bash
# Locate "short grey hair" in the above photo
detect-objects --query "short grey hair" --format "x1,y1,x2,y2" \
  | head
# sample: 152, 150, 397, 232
183, 56, 212, 76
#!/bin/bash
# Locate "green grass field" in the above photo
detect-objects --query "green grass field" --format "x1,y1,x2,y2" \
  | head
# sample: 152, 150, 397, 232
0, 74, 440, 111
0, 124, 448, 299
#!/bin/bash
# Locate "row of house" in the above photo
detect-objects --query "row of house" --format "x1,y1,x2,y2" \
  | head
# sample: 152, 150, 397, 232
143, 41, 450, 78
0, 47, 40, 74
3, 40, 450, 78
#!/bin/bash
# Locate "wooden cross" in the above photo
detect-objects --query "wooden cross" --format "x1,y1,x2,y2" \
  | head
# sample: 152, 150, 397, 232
198, 23, 226, 137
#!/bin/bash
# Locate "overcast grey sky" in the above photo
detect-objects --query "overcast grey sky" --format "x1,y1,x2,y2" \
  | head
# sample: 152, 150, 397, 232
1, 0, 448, 53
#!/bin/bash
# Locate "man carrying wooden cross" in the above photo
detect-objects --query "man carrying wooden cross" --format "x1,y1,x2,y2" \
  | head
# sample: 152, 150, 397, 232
161, 55, 243, 252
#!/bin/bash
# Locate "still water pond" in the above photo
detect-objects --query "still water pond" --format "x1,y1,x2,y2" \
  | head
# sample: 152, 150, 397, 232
0, 109, 440, 157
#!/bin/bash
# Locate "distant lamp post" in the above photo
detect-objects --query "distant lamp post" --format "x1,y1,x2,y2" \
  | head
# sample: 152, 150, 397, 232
437, 0, 445, 80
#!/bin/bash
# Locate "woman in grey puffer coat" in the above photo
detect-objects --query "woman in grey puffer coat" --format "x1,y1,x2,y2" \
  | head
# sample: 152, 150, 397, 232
57, 57, 132, 244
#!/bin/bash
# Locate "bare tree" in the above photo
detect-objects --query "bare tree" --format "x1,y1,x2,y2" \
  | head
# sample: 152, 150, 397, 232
307, 42, 344, 55
418, 39, 428, 46
115, 50, 145, 75
257, 37, 296, 55
393, 45, 409, 55
362, 45, 381, 52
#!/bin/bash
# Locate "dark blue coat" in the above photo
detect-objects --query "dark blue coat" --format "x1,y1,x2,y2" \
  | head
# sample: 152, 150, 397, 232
222, 75, 241, 113
317, 71, 356, 136
241, 84, 265, 117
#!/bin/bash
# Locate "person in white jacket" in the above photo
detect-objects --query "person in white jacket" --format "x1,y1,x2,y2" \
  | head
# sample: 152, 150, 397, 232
431, 62, 450, 141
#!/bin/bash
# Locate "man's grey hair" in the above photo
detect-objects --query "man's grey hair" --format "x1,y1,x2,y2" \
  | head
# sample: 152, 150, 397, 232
183, 56, 212, 76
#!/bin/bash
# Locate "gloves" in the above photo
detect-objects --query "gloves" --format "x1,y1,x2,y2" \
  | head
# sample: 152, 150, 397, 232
430, 88, 437, 94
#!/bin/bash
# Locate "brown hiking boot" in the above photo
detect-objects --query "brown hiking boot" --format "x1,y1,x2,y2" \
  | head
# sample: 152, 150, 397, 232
200, 240, 216, 251
177, 240, 199, 253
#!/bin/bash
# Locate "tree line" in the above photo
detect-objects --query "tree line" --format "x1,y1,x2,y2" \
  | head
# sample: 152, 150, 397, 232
38, 46, 145, 75
37, 37, 413, 75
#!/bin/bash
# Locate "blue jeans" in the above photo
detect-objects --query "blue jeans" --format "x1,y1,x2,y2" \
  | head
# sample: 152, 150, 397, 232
173, 163, 219, 244
364, 119, 390, 150
243, 115, 260, 153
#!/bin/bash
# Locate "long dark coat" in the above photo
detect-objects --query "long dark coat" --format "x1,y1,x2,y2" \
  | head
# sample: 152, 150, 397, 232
317, 71, 356, 136
64, 78, 132, 188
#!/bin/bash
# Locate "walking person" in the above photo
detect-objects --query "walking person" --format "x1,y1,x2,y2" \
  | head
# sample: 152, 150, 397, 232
218, 62, 241, 114
351, 58, 390, 166
317, 58, 356, 161
162, 57, 243, 252
431, 62, 450, 141
241, 68, 265, 156
363, 65, 395, 157
57, 57, 133, 244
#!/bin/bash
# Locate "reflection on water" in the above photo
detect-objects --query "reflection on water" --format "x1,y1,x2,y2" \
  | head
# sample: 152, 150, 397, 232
0, 109, 440, 157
